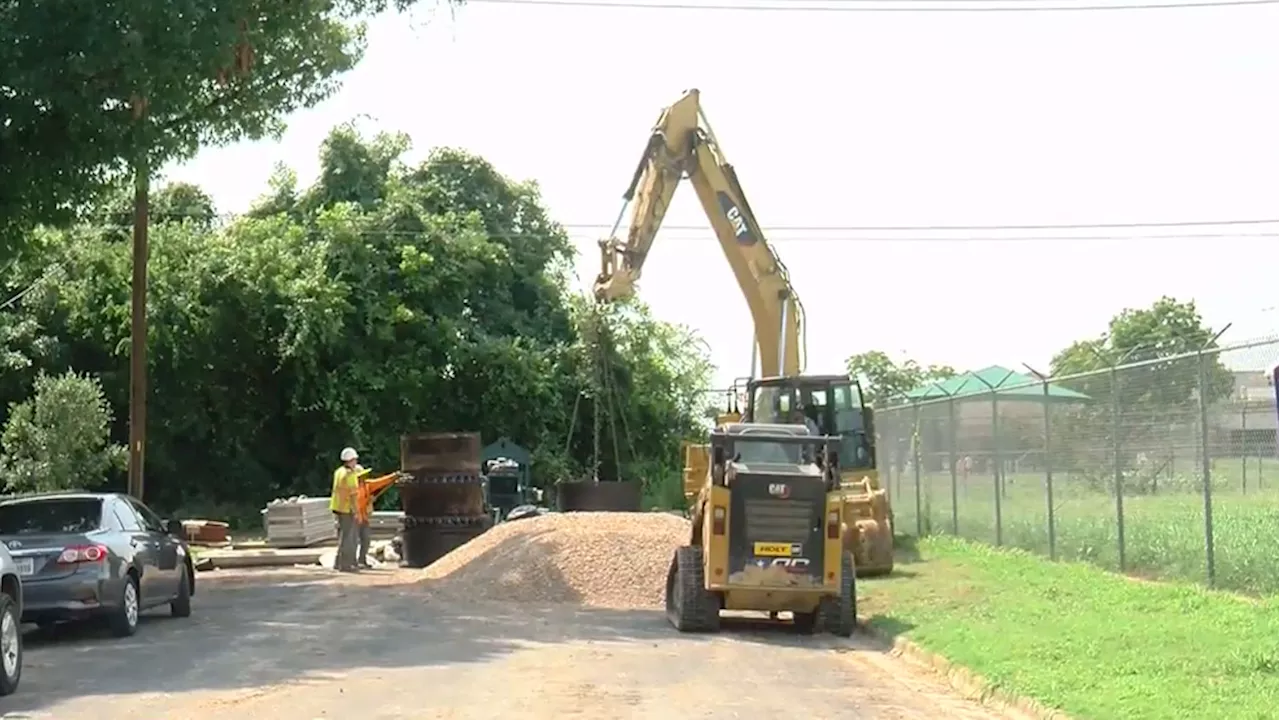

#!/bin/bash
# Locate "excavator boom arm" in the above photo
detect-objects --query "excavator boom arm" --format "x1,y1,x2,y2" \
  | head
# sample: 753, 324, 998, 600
594, 89, 804, 378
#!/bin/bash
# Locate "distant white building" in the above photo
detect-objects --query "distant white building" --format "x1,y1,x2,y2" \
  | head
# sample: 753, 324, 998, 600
1214, 368, 1278, 455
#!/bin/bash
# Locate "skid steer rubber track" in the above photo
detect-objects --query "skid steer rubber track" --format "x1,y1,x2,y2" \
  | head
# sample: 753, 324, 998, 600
823, 551, 857, 637
665, 546, 720, 633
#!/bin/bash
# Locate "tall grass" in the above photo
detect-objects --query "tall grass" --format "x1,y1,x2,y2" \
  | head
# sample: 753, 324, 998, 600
891, 459, 1279, 595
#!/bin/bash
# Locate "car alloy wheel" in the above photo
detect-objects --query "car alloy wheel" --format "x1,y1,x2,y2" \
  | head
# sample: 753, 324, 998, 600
124, 581, 139, 629
1, 606, 18, 680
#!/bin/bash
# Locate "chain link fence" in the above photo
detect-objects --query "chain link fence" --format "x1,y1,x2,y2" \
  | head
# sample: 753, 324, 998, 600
877, 337, 1278, 596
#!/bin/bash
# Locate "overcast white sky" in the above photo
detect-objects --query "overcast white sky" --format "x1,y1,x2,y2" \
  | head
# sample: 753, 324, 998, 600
165, 0, 1280, 387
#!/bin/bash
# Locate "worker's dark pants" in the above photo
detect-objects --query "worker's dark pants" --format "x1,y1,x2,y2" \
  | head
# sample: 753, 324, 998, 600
334, 512, 358, 570
356, 521, 372, 566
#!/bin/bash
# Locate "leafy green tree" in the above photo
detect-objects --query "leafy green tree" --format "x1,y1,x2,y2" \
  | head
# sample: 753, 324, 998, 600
1050, 296, 1234, 407
89, 180, 223, 244
151, 183, 220, 229
0, 231, 69, 408
1, 371, 127, 493
1048, 296, 1234, 492
247, 164, 305, 221
0, 124, 712, 517
845, 350, 956, 408
299, 124, 411, 213
572, 299, 712, 495
0, 0, 443, 257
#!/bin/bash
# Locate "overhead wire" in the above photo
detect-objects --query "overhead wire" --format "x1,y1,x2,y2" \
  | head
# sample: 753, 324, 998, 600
468, 0, 1277, 11
0, 265, 60, 313
58, 223, 1280, 243
571, 231, 1280, 243
80, 211, 1280, 231
569, 218, 1280, 232
0, 283, 39, 313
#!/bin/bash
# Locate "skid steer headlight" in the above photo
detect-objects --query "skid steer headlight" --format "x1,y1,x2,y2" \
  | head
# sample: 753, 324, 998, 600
826, 510, 840, 539
712, 505, 727, 535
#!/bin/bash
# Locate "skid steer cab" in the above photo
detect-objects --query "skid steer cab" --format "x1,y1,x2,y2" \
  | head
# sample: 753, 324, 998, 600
666, 423, 856, 636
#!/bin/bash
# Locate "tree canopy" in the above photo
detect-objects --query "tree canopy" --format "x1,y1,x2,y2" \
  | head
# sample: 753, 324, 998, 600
1046, 296, 1235, 493
0, 0, 442, 258
0, 371, 126, 494
1050, 296, 1234, 408
845, 350, 955, 408
0, 125, 711, 519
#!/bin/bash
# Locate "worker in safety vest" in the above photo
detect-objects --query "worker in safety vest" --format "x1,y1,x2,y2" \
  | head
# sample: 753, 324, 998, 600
330, 447, 365, 572
354, 469, 399, 568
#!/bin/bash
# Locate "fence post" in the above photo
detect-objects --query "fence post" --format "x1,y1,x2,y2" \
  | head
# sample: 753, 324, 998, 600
1198, 350, 1216, 587
1198, 322, 1228, 586
912, 399, 923, 536
883, 404, 899, 503
1024, 363, 1057, 561
1240, 404, 1247, 494
1110, 362, 1125, 572
1086, 344, 1137, 574
970, 373, 1012, 546
991, 388, 1001, 544
947, 392, 959, 536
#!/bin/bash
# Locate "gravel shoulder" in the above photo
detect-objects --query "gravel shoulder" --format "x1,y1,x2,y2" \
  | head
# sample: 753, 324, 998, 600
7, 567, 1025, 720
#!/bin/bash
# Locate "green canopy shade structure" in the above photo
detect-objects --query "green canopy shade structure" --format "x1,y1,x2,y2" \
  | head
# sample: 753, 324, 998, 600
878, 366, 1094, 486
904, 366, 1092, 404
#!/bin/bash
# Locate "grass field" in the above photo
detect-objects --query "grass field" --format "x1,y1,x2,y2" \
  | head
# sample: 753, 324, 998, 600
859, 537, 1280, 720
888, 459, 1279, 595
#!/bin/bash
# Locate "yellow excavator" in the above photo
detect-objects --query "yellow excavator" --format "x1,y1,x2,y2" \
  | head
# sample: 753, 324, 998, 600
593, 89, 895, 633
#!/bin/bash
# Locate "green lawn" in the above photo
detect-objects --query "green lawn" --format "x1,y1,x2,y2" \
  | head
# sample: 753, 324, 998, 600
889, 460, 1279, 595
860, 536, 1280, 720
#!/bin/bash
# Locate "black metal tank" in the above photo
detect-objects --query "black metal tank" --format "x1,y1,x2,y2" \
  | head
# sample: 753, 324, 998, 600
397, 432, 492, 569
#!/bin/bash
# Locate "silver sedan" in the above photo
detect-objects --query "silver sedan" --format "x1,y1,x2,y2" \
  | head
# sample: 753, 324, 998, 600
0, 492, 194, 638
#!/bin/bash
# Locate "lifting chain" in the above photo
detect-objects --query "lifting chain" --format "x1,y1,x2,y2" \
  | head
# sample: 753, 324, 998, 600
597, 305, 640, 482
559, 302, 640, 485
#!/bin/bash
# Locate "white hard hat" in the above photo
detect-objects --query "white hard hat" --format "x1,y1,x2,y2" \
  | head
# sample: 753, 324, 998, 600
340, 447, 359, 462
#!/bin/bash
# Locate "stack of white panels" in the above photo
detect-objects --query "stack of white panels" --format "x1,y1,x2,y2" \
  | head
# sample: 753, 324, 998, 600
263, 497, 336, 548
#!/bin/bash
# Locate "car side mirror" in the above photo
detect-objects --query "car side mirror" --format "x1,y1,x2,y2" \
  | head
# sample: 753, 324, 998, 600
165, 519, 185, 537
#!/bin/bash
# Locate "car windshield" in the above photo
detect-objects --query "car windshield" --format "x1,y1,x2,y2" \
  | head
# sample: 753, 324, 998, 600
0, 498, 103, 535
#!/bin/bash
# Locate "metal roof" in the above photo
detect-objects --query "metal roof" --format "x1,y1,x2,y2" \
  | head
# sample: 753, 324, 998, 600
905, 366, 1091, 403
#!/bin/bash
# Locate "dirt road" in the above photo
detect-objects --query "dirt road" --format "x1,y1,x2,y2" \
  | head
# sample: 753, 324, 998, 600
5, 568, 1019, 720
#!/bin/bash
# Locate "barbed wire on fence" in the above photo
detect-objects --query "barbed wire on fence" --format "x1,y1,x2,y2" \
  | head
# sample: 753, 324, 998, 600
873, 334, 1279, 596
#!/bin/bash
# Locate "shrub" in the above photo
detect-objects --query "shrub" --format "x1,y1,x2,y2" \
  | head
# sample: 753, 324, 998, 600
0, 370, 127, 493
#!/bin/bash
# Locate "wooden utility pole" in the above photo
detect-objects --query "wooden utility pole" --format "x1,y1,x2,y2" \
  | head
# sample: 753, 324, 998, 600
127, 144, 150, 500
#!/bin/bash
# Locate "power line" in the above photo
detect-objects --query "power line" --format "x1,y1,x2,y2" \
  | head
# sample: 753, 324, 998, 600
0, 266, 59, 313
576, 231, 1279, 242
0, 284, 38, 313
560, 219, 1280, 232
78, 225, 1279, 242
86, 214, 1280, 233
468, 0, 1277, 12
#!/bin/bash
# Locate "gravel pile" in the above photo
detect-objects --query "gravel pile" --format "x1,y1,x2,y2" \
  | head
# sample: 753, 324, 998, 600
422, 511, 691, 608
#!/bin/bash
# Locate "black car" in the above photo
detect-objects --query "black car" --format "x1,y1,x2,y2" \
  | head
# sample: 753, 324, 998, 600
0, 492, 195, 637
